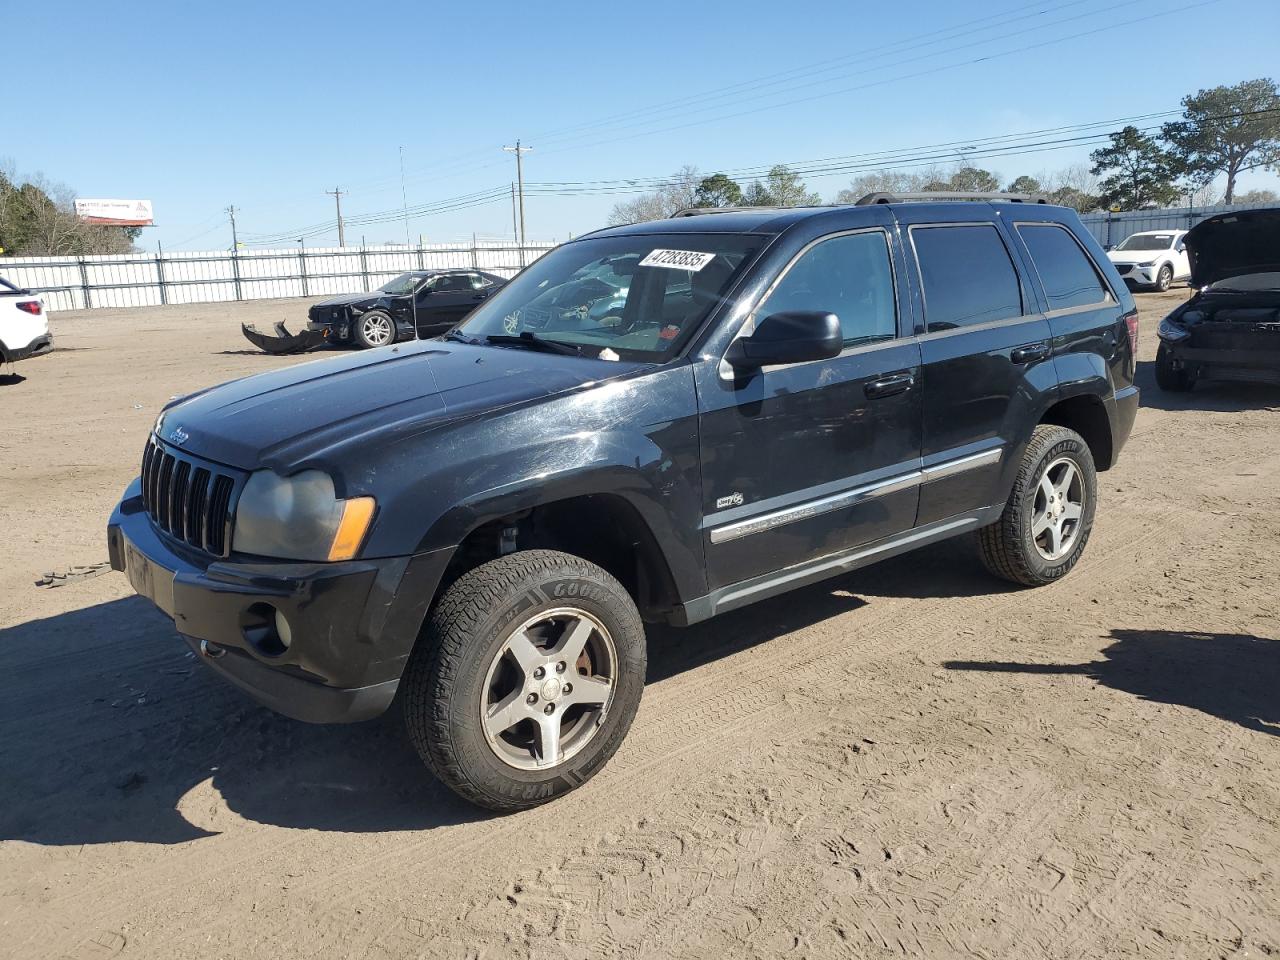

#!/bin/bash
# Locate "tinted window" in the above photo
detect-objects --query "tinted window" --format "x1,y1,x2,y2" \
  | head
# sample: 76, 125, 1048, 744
1017, 224, 1110, 310
757, 231, 897, 346
912, 225, 1022, 331
437, 274, 471, 292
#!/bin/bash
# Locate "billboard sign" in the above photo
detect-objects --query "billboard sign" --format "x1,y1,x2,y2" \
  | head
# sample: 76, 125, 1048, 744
74, 199, 154, 226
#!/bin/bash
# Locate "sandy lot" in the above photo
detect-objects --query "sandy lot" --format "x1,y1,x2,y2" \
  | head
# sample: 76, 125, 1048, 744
1, 291, 1278, 960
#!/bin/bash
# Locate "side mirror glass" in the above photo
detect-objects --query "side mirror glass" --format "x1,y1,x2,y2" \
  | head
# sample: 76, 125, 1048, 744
727, 311, 842, 371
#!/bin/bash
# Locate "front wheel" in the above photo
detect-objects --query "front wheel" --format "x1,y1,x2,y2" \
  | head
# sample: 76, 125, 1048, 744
977, 425, 1097, 587
1154, 264, 1173, 292
353, 311, 396, 349
403, 550, 646, 811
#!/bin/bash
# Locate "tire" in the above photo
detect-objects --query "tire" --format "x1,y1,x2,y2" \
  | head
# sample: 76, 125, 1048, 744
1154, 263, 1173, 292
977, 425, 1098, 587
1154, 342, 1195, 392
403, 549, 646, 811
353, 311, 396, 349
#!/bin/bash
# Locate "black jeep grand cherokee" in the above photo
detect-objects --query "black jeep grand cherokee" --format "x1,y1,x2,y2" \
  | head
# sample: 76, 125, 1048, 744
109, 194, 1139, 811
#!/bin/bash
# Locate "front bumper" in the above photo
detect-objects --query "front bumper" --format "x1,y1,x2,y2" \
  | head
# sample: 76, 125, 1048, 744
1113, 264, 1159, 286
5, 332, 53, 362
108, 478, 452, 723
1159, 341, 1280, 384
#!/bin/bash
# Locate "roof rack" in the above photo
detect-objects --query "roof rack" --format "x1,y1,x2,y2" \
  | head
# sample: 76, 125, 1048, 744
855, 191, 1049, 205
670, 205, 841, 218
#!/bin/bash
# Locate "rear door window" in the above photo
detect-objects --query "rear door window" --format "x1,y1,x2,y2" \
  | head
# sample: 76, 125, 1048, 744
911, 224, 1023, 332
1016, 223, 1111, 311
757, 231, 897, 346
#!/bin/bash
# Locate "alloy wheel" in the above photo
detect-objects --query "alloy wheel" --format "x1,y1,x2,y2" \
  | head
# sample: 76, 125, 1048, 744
1031, 455, 1085, 561
479, 607, 617, 770
361, 315, 393, 346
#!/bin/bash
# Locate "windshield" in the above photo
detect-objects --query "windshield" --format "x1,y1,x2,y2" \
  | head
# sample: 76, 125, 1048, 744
378, 272, 426, 295
456, 234, 764, 360
1115, 233, 1176, 251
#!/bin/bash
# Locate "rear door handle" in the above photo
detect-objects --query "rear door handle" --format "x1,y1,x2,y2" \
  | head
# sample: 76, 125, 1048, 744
865, 372, 915, 399
1011, 342, 1050, 364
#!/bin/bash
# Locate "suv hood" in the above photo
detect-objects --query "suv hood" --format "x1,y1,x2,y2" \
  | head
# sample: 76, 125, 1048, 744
157, 340, 642, 470
1185, 207, 1280, 288
1106, 249, 1171, 265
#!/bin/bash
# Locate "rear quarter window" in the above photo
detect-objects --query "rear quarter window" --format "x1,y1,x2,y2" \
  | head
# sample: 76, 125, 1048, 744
1016, 223, 1111, 311
911, 224, 1023, 332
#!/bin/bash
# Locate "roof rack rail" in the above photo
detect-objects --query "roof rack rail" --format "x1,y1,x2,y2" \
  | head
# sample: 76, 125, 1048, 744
855, 191, 1049, 205
670, 204, 842, 218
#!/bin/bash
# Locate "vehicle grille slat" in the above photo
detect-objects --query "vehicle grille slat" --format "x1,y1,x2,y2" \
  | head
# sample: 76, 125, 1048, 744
136, 439, 242, 558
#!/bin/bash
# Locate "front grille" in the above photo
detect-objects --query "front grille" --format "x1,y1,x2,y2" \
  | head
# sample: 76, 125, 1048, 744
1114, 264, 1132, 275
140, 438, 241, 556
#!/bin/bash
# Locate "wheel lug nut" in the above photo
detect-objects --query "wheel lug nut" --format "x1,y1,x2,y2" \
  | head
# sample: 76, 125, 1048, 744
556, 661, 566, 673
533, 666, 544, 679
526, 693, 538, 704
543, 703, 555, 715
562, 683, 572, 694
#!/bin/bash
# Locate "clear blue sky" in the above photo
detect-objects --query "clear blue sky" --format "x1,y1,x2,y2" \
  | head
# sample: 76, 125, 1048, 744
13, 0, 1280, 251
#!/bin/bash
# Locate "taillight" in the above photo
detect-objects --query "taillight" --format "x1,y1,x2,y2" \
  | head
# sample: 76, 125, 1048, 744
16, 300, 42, 315
1122, 309, 1139, 356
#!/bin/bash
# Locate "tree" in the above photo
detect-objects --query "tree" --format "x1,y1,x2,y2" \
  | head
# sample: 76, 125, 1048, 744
0, 162, 139, 256
1089, 126, 1182, 210
947, 167, 1001, 192
693, 173, 743, 207
1234, 188, 1279, 205
1161, 78, 1280, 204
745, 165, 821, 207
1007, 175, 1043, 195
606, 165, 702, 224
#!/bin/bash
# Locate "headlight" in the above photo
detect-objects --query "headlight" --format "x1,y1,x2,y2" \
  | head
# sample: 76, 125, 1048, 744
232, 469, 375, 561
1137, 260, 1155, 268
1157, 317, 1190, 343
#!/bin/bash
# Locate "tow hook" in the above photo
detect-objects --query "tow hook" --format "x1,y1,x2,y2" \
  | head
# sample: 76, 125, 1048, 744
200, 639, 226, 660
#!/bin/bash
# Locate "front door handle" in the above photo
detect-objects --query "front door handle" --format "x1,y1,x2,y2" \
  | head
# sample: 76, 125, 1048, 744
1011, 342, 1050, 364
472, 292, 489, 301
865, 372, 915, 399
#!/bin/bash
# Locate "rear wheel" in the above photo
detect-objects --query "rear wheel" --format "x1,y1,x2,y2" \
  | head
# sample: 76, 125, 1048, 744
354, 311, 396, 349
1154, 342, 1195, 392
1154, 263, 1173, 292
977, 425, 1097, 587
403, 550, 646, 811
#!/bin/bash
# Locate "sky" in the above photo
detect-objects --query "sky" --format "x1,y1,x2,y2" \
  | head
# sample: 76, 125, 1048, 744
12, 0, 1280, 252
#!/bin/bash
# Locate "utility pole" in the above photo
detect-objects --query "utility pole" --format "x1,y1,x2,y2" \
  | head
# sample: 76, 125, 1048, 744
503, 140, 531, 259
226, 205, 239, 250
399, 146, 412, 248
510, 182, 519, 244
325, 187, 346, 247
227, 205, 242, 300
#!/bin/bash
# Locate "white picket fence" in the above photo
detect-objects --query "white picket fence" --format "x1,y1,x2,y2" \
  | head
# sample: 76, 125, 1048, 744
0, 240, 557, 312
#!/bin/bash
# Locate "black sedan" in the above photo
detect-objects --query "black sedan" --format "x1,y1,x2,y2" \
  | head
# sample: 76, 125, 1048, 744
307, 269, 507, 348
1155, 207, 1280, 391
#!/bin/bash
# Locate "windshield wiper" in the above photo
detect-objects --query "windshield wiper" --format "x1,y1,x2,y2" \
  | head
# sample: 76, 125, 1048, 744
444, 330, 481, 344
482, 332, 584, 356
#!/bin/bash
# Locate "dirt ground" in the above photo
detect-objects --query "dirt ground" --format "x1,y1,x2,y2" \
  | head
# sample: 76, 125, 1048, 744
1, 290, 1278, 960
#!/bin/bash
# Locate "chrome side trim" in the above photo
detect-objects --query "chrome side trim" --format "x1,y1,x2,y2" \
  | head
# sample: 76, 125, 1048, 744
921, 447, 1002, 481
708, 447, 1003, 545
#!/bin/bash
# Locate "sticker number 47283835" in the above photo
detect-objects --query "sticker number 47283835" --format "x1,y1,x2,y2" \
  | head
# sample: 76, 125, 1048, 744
639, 249, 717, 272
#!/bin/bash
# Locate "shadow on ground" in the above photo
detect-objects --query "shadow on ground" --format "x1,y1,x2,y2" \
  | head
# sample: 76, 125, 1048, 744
1136, 358, 1280, 412
0, 536, 1001, 847
946, 628, 1280, 737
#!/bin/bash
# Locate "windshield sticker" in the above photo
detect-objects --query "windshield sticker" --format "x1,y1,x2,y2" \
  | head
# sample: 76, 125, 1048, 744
639, 249, 718, 272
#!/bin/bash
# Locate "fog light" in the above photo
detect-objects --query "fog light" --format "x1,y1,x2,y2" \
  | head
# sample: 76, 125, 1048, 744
273, 609, 293, 649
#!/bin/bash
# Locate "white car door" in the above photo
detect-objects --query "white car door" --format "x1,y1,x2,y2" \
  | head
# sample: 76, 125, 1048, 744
1173, 233, 1191, 279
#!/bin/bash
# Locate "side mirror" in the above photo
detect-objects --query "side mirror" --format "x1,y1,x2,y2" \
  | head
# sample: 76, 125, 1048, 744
726, 311, 842, 371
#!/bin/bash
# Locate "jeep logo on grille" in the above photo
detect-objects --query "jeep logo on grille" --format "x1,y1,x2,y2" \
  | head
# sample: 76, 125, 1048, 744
169, 426, 189, 446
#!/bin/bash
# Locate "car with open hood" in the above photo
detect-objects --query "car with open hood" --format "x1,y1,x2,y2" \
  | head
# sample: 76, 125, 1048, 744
306, 269, 507, 348
109, 192, 1139, 811
1154, 207, 1280, 391
1106, 229, 1190, 292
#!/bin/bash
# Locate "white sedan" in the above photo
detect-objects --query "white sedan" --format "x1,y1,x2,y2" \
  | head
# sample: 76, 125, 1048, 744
1106, 230, 1191, 292
0, 276, 53, 367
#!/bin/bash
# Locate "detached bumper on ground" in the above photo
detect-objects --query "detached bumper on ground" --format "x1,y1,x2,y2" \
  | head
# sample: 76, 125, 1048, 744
107, 479, 451, 723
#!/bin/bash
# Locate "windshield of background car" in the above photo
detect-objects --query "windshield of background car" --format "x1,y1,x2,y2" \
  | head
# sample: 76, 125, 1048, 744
1115, 233, 1175, 251
456, 233, 764, 360
379, 273, 424, 295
